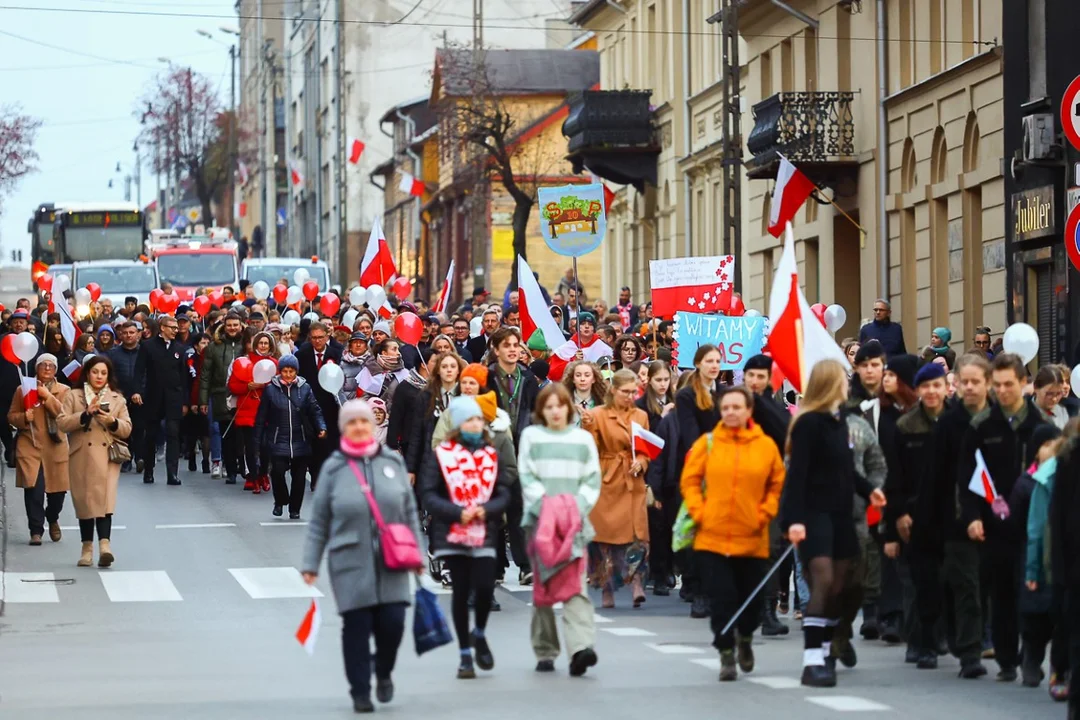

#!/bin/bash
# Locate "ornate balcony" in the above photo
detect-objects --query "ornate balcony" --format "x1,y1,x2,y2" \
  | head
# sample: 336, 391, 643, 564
745, 91, 856, 181
563, 90, 661, 192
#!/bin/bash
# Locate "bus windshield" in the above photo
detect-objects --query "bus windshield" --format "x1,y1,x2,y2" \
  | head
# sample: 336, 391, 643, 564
74, 266, 158, 294
63, 226, 145, 261
245, 264, 329, 289
157, 253, 236, 287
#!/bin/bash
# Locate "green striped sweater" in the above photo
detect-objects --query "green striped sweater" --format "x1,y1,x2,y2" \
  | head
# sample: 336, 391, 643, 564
518, 424, 602, 550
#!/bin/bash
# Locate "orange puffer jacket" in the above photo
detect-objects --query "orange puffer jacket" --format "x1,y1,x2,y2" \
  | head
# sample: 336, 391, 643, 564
679, 421, 785, 559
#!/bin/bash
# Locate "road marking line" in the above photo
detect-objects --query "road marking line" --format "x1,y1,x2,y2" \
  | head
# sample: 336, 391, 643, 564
100, 571, 182, 602
155, 523, 236, 529
593, 614, 613, 624
259, 521, 308, 526
747, 676, 803, 689
228, 567, 324, 599
600, 627, 656, 637
644, 643, 705, 655
806, 696, 892, 712
60, 526, 126, 530
691, 658, 721, 670
0, 572, 62, 603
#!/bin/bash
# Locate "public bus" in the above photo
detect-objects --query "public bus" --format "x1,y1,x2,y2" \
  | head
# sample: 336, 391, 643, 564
28, 201, 147, 286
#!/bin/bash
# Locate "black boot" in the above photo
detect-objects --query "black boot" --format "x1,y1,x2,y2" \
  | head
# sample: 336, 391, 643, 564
1021, 645, 1044, 687
801, 664, 837, 688
859, 604, 880, 639
143, 468, 155, 484
761, 605, 789, 636
690, 595, 710, 618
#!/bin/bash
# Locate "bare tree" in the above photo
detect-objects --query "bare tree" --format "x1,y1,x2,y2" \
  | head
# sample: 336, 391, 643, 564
0, 105, 43, 213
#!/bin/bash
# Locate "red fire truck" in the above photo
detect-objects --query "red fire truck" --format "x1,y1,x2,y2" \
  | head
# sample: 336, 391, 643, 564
149, 232, 239, 302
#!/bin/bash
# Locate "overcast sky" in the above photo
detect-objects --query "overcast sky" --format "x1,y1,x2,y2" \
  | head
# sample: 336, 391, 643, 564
0, 0, 237, 267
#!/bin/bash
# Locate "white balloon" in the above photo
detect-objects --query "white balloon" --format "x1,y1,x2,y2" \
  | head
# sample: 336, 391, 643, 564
13, 331, 39, 363
318, 362, 345, 395
1072, 365, 1080, 398
470, 316, 483, 338
253, 358, 277, 384
744, 309, 762, 317
365, 285, 387, 309
824, 304, 847, 333
1002, 322, 1040, 365
342, 308, 359, 329
286, 284, 303, 305
251, 280, 271, 301
303, 312, 320, 323
52, 274, 71, 294
282, 309, 301, 326
293, 268, 310, 286
348, 286, 365, 306
74, 287, 92, 306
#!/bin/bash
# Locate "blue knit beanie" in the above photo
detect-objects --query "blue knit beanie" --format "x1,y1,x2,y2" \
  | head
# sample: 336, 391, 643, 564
448, 396, 483, 429
913, 362, 947, 387
278, 354, 299, 371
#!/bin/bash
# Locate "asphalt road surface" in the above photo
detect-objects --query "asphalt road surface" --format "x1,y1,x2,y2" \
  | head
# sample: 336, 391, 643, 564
0, 266, 33, 310
0, 464, 1068, 720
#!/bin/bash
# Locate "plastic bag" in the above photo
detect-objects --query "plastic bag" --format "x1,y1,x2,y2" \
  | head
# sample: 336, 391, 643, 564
671, 501, 697, 552
413, 587, 453, 656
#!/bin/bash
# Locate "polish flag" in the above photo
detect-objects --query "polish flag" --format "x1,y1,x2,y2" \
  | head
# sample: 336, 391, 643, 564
237, 161, 250, 185
62, 359, 83, 384
359, 215, 398, 288
295, 598, 322, 656
765, 222, 848, 392
632, 420, 665, 461
649, 255, 735, 320
431, 260, 455, 314
968, 449, 999, 501
398, 171, 425, 197
347, 138, 365, 164
590, 173, 616, 212
21, 375, 39, 410
289, 162, 305, 187
50, 299, 78, 349
517, 255, 565, 352
767, 155, 816, 238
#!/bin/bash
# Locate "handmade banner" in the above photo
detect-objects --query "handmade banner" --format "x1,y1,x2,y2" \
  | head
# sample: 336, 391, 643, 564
649, 255, 735, 319
538, 183, 607, 257
672, 312, 766, 370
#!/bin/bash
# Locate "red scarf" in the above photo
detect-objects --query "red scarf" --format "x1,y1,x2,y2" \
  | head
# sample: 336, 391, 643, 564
434, 440, 498, 547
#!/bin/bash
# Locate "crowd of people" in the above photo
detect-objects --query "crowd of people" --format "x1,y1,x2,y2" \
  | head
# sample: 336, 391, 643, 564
3, 273, 1079, 718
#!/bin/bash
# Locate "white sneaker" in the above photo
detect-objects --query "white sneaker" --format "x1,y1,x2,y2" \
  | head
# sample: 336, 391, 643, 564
211, 461, 223, 479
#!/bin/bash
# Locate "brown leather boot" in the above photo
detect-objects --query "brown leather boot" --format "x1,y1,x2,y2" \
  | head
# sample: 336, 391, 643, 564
98, 539, 114, 568
48, 521, 62, 542
77, 542, 93, 567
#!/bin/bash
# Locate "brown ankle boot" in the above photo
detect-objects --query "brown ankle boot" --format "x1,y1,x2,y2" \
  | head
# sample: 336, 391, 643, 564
77, 542, 93, 567
48, 521, 62, 542
98, 539, 114, 568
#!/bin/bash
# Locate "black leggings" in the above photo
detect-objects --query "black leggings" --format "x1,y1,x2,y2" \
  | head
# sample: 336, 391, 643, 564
802, 554, 855, 653
442, 555, 496, 650
79, 514, 113, 542
241, 426, 268, 477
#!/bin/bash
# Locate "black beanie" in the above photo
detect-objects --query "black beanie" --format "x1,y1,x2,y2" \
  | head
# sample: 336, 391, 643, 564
885, 354, 919, 390
743, 354, 773, 372
854, 340, 885, 365
1027, 424, 1063, 467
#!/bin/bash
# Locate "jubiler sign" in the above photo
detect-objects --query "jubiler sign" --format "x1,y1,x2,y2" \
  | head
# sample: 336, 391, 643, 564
1012, 186, 1055, 241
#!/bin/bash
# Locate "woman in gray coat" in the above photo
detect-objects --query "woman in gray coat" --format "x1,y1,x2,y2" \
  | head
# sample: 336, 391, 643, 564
302, 398, 423, 714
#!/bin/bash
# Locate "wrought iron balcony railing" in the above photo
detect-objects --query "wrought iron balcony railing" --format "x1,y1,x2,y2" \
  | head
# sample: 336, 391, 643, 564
745, 91, 855, 179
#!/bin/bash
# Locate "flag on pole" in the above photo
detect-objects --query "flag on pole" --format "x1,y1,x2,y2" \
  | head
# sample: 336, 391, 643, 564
20, 375, 39, 410
767, 155, 816, 238
648, 255, 735, 319
359, 215, 398, 288
398, 171, 425, 197
295, 598, 322, 656
61, 359, 83, 384
632, 420, 665, 461
289, 162, 305, 187
237, 161, 250, 185
347, 138, 366, 164
765, 222, 848, 392
431, 260, 455, 314
50, 299, 78, 350
517, 255, 565, 352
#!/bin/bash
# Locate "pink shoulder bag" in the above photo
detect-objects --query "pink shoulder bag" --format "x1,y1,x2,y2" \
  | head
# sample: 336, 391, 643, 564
348, 460, 423, 571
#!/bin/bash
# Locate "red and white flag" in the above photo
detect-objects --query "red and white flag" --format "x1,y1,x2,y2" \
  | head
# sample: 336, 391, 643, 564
431, 260, 455, 314
347, 138, 365, 165
632, 420, 665, 461
359, 216, 398, 289
20, 375, 39, 410
50, 299, 78, 350
649, 255, 735, 320
968, 449, 998, 501
766, 222, 848, 393
767, 155, 816, 238
590, 173, 616, 212
398, 171, 425, 197
517, 255, 565, 351
295, 598, 322, 656
61, 359, 83, 384
237, 160, 250, 185
289, 162, 305, 187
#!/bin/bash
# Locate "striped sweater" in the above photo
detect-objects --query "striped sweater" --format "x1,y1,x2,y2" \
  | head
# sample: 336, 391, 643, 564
518, 424, 602, 552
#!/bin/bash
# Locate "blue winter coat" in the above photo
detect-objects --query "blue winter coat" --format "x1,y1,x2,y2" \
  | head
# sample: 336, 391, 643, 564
253, 375, 327, 459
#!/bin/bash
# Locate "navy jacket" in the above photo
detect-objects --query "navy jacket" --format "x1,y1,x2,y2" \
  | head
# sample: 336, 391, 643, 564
253, 376, 326, 458
859, 319, 908, 358
107, 345, 141, 398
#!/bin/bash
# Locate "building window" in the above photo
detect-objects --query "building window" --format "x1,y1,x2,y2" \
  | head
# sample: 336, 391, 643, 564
962, 112, 980, 173
760, 50, 772, 98
802, 238, 819, 304
901, 138, 917, 193
930, 126, 947, 184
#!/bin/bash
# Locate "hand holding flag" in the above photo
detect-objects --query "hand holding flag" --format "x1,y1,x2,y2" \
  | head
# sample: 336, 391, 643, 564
968, 449, 1009, 520
295, 598, 322, 656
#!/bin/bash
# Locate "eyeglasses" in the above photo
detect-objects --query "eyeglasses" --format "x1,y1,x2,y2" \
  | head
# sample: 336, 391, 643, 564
973, 340, 991, 347
617, 388, 637, 397
310, 334, 327, 341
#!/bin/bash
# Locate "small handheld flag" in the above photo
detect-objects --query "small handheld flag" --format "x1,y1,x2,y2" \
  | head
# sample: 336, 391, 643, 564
21, 375, 39, 410
62, 359, 83, 384
969, 449, 1009, 519
632, 420, 665, 461
295, 598, 322, 656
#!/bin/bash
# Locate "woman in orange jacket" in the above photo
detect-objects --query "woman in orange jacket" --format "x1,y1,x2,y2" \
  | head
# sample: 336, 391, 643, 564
680, 386, 785, 682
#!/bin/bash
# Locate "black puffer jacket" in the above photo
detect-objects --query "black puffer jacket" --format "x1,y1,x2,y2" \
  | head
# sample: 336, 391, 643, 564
253, 376, 326, 458
419, 437, 511, 552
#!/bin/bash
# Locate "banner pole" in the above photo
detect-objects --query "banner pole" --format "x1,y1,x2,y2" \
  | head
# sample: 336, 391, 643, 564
572, 255, 580, 350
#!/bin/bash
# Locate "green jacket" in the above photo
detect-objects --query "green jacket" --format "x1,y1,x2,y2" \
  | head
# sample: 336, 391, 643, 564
198, 328, 245, 421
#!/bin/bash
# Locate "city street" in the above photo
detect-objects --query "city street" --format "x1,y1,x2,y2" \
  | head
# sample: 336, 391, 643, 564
0, 267, 33, 312
0, 465, 1065, 720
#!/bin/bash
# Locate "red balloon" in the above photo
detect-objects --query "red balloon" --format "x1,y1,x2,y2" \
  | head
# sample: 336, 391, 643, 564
302, 280, 320, 302
810, 303, 828, 327
727, 295, 746, 317
272, 284, 288, 305
0, 334, 18, 365
38, 273, 53, 292
158, 293, 180, 315
393, 311, 423, 346
392, 276, 412, 300
149, 288, 165, 311
86, 283, 102, 302
319, 293, 341, 317
208, 290, 225, 308
231, 357, 254, 384
192, 295, 211, 317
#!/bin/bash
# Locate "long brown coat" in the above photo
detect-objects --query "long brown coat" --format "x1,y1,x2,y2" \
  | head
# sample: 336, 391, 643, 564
584, 404, 650, 545
7, 381, 71, 492
57, 387, 132, 519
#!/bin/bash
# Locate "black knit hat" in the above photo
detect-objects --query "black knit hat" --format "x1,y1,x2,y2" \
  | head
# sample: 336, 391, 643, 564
1027, 424, 1063, 467
854, 340, 885, 365
885, 354, 919, 390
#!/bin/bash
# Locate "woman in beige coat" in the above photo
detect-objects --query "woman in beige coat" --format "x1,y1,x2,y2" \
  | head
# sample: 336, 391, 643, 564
57, 355, 132, 568
7, 353, 70, 545
582, 369, 651, 609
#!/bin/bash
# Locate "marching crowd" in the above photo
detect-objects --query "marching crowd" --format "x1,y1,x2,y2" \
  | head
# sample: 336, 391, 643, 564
2, 272, 1079, 718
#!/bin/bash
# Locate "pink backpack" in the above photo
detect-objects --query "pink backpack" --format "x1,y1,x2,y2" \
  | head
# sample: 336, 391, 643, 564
348, 460, 423, 571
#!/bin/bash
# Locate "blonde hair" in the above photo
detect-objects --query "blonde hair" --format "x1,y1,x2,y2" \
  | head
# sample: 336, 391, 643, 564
785, 359, 848, 455
603, 369, 639, 408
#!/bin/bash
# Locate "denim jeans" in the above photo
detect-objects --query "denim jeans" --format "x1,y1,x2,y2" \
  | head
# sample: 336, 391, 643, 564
794, 551, 811, 612
208, 398, 222, 462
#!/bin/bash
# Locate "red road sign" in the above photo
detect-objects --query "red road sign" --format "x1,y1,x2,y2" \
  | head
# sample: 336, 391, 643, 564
1065, 201, 1080, 273
1063, 75, 1080, 152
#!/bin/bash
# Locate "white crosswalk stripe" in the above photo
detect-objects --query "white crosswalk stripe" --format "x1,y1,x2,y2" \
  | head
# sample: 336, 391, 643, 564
644, 642, 706, 655
100, 571, 183, 602
0, 572, 62, 603
228, 567, 324, 599
805, 696, 892, 712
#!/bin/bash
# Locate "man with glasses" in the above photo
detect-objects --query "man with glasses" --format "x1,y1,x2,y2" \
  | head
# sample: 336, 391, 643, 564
858, 298, 908, 358
451, 318, 474, 362
972, 327, 994, 359
296, 322, 343, 486
134, 315, 191, 485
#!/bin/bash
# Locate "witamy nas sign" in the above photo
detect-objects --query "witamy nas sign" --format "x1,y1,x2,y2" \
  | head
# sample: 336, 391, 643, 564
1012, 186, 1055, 242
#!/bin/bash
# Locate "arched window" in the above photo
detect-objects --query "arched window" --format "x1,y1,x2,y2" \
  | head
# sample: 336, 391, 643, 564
930, 127, 947, 184
901, 138, 917, 193
962, 112, 980, 173
762, 192, 772, 236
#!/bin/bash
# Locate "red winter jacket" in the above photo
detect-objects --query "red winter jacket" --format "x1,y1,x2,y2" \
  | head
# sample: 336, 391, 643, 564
228, 353, 278, 427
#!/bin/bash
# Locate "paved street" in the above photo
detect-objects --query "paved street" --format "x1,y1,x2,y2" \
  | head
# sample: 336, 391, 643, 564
0, 266, 33, 311
0, 464, 1067, 720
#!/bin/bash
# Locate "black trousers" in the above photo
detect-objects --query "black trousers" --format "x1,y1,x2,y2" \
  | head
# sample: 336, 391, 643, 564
143, 414, 180, 479
763, 517, 788, 603
308, 434, 334, 489
1065, 589, 1080, 716
79, 514, 112, 542
220, 418, 247, 480
241, 426, 268, 478
24, 468, 65, 537
986, 540, 1022, 670
443, 555, 496, 649
648, 488, 679, 584
699, 552, 766, 651
270, 456, 309, 514
184, 411, 209, 461
341, 603, 406, 700
913, 540, 983, 662
127, 401, 145, 464
495, 481, 530, 575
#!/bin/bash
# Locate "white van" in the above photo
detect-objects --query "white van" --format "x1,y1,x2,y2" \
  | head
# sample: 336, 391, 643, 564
72, 259, 159, 309
240, 257, 332, 291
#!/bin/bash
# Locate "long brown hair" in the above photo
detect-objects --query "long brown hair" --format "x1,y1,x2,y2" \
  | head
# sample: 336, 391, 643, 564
426, 351, 465, 414
880, 371, 918, 412
644, 361, 672, 417
532, 382, 578, 426
562, 360, 607, 407
785, 359, 847, 456
687, 344, 722, 411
